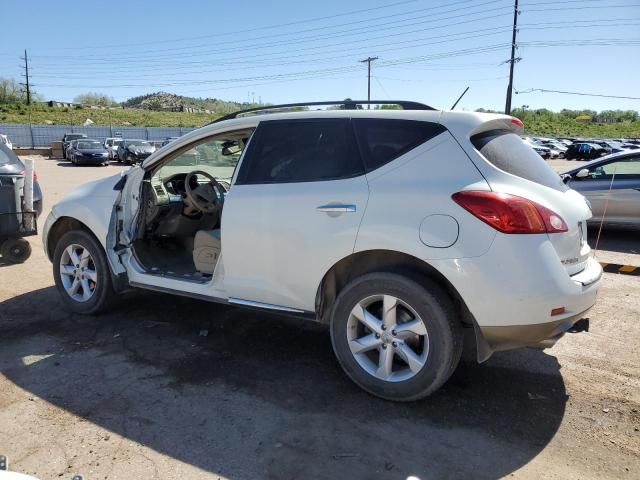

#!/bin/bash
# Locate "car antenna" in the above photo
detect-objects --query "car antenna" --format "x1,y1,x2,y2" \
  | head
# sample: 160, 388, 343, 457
450, 87, 470, 110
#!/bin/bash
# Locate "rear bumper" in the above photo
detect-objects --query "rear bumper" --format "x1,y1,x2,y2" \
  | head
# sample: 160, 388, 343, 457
76, 156, 108, 164
429, 234, 602, 361
479, 307, 592, 352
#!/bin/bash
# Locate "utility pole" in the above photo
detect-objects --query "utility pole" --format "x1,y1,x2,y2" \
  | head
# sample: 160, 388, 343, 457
360, 56, 378, 109
504, 0, 519, 114
20, 49, 31, 105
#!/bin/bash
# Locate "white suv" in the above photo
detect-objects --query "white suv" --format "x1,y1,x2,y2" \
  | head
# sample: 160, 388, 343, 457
43, 101, 602, 401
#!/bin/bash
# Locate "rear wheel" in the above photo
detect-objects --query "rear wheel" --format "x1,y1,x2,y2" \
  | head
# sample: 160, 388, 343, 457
53, 230, 116, 314
330, 272, 462, 401
1, 238, 32, 263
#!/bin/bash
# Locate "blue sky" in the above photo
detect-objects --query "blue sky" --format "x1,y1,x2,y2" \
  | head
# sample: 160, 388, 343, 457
0, 0, 638, 112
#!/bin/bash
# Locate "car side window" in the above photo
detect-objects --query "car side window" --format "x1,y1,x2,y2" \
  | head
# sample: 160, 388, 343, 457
590, 157, 640, 179
236, 119, 363, 185
352, 119, 447, 172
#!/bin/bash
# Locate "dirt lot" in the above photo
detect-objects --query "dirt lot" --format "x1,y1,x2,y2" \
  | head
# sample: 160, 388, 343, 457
0, 156, 638, 480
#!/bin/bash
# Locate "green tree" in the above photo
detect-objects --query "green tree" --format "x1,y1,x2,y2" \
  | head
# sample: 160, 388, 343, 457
73, 92, 116, 107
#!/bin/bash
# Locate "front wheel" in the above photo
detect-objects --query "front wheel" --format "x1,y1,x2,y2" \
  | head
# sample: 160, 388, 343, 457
330, 273, 462, 401
52, 230, 116, 314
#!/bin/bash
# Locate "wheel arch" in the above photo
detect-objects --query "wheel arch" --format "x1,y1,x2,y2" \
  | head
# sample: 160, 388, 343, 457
315, 249, 489, 361
47, 215, 130, 293
46, 216, 95, 261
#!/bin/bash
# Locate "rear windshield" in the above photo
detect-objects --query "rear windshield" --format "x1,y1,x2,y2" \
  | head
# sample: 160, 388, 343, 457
472, 129, 567, 191
0, 144, 21, 167
78, 141, 103, 149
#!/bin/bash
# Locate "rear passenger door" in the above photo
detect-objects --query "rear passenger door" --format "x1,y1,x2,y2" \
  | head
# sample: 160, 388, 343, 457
573, 155, 640, 225
222, 118, 369, 311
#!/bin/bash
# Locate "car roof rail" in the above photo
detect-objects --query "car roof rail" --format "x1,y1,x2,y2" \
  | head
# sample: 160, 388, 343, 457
208, 100, 435, 125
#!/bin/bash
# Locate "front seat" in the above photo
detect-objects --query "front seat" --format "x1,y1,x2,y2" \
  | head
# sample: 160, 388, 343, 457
193, 229, 221, 274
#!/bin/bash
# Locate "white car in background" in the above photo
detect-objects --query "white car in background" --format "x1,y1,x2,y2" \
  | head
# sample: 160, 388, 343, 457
104, 137, 123, 160
0, 134, 12, 150
42, 101, 601, 401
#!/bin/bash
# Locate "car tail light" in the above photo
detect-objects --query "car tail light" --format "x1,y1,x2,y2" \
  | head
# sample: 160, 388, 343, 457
511, 117, 524, 129
452, 191, 568, 234
18, 169, 38, 183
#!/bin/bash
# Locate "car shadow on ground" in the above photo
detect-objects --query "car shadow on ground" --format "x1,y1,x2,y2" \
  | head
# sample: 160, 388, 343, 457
55, 161, 110, 168
0, 287, 567, 479
588, 228, 640, 255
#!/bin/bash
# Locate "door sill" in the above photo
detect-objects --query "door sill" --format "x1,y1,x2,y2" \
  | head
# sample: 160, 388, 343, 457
129, 281, 229, 304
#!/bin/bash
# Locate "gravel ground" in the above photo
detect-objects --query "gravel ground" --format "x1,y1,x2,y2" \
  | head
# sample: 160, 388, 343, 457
0, 157, 638, 480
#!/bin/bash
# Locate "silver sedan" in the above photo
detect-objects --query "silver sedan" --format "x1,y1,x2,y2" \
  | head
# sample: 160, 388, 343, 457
563, 151, 640, 228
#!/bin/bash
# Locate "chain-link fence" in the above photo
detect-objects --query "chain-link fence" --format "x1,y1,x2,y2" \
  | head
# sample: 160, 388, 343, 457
0, 123, 196, 148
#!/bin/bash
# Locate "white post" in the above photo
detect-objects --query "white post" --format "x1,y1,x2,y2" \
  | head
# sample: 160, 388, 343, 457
23, 158, 34, 230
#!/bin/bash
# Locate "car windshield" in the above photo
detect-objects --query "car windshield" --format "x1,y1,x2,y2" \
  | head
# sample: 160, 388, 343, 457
127, 140, 150, 146
66, 134, 85, 140
78, 141, 103, 149
114, 140, 123, 146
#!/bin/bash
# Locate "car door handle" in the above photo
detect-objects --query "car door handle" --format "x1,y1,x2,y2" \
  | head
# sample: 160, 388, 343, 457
316, 204, 357, 213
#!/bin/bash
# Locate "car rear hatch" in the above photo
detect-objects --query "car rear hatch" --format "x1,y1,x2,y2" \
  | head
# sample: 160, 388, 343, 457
465, 119, 593, 277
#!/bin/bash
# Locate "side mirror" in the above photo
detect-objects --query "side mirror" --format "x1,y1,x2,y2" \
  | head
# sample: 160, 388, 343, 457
575, 168, 589, 179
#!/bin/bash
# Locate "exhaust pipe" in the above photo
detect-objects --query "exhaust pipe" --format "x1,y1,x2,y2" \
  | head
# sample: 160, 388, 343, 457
569, 318, 590, 333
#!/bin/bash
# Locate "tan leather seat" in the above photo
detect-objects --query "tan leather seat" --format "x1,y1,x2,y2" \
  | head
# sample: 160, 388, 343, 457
193, 229, 221, 274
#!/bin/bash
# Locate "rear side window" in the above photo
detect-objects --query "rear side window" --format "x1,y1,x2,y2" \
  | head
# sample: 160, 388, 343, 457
353, 119, 446, 172
472, 129, 568, 192
236, 119, 363, 184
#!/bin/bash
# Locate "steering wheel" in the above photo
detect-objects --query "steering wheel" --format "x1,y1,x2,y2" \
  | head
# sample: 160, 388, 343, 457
183, 170, 226, 215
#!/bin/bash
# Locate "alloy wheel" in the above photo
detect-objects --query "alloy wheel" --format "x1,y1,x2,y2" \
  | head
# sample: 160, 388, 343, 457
346, 294, 429, 382
59, 243, 97, 302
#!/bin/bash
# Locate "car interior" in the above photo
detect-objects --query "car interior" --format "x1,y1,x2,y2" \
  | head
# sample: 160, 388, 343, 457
131, 129, 253, 281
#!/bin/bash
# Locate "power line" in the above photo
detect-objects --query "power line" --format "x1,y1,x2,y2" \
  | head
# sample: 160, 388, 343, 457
33, 26, 518, 80
29, 2, 511, 64
516, 88, 640, 100
17, 0, 494, 54
28, 19, 639, 80
33, 44, 515, 89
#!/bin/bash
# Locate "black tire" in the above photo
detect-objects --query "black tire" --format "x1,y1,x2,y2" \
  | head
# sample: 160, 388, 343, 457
330, 272, 462, 402
126, 153, 134, 165
52, 229, 116, 315
1, 238, 32, 263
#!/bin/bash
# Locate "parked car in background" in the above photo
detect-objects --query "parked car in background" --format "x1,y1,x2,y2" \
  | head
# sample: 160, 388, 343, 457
104, 137, 123, 160
541, 141, 568, 158
43, 102, 601, 401
0, 143, 43, 218
0, 134, 12, 150
67, 139, 109, 166
565, 142, 607, 160
563, 151, 640, 228
162, 137, 179, 147
532, 145, 552, 159
62, 133, 88, 159
116, 139, 155, 164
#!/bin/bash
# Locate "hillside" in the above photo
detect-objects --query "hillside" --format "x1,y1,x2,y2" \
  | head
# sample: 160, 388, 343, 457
121, 92, 257, 114
0, 101, 638, 137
